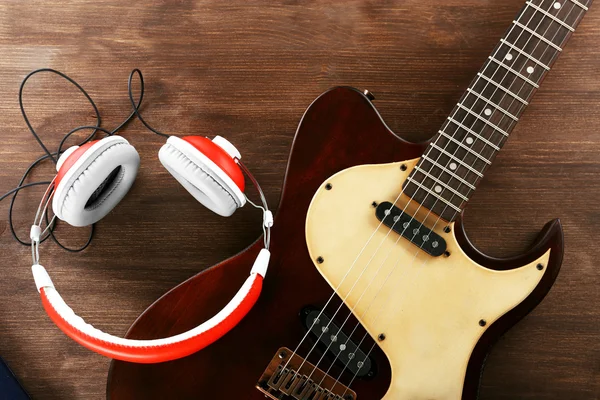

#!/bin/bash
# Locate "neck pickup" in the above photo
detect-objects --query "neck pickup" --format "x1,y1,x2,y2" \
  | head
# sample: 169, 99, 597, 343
375, 202, 447, 257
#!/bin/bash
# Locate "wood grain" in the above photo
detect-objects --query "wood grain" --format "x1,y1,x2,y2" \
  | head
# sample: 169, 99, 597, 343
0, 1, 598, 399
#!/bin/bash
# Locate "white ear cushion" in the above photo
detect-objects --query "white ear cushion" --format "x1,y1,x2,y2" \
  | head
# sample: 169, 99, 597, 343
52, 136, 140, 227
158, 138, 243, 217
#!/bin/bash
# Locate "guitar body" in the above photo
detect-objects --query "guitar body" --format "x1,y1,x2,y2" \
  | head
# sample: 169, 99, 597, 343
107, 87, 563, 400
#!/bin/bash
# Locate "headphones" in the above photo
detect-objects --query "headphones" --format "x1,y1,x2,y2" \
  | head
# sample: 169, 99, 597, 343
19, 70, 273, 364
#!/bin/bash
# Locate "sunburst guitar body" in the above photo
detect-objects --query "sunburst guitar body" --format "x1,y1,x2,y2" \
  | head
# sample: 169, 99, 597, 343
107, 87, 563, 400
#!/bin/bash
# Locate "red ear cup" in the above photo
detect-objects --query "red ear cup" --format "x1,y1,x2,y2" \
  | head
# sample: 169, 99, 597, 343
158, 136, 247, 217
55, 140, 99, 187
182, 136, 245, 192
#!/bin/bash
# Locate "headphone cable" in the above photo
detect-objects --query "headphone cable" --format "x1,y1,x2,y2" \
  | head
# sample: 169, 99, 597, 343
1, 68, 160, 250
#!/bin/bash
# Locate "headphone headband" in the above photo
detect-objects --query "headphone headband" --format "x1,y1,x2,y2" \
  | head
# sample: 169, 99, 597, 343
29, 134, 273, 363
31, 249, 269, 363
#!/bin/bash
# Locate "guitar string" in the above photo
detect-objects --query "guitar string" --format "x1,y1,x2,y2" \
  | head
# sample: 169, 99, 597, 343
338, 8, 581, 398
311, 1, 552, 391
280, 183, 418, 377
280, 97, 465, 378
338, 1, 581, 394
280, 0, 555, 388
336, 1, 582, 396
309, 0, 568, 393
303, 0, 555, 390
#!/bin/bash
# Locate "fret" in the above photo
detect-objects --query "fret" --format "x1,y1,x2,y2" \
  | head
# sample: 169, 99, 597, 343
569, 0, 589, 10
421, 154, 476, 190
405, 176, 462, 213
413, 166, 469, 201
499, 39, 550, 70
447, 116, 501, 151
503, 32, 559, 74
512, 20, 563, 52
481, 59, 539, 103
438, 131, 492, 164
470, 73, 528, 118
477, 73, 529, 105
456, 104, 510, 137
488, 56, 540, 88
430, 144, 484, 178
558, 3, 590, 30
402, 0, 589, 222
465, 88, 519, 122
485, 58, 541, 102
526, 1, 575, 32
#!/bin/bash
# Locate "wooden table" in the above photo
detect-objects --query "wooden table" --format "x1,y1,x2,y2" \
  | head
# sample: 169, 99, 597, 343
0, 1, 598, 399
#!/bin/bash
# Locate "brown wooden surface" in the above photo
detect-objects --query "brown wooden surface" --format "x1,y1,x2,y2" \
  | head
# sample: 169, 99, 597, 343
0, 1, 598, 399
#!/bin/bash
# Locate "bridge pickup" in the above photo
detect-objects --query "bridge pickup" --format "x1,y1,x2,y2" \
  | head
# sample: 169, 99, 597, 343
302, 307, 373, 378
257, 347, 357, 400
375, 201, 447, 257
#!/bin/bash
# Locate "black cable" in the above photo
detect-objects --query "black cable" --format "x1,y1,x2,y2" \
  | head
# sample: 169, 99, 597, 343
5, 181, 54, 245
0, 182, 51, 203
18, 68, 102, 165
2, 68, 163, 250
8, 69, 105, 247
44, 208, 94, 253
111, 69, 146, 135
6, 126, 121, 245
127, 69, 168, 137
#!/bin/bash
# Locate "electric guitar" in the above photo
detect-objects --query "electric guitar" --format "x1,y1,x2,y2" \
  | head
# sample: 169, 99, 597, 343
107, 1, 591, 398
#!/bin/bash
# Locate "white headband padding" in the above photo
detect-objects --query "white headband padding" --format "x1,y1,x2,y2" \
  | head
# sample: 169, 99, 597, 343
42, 271, 259, 347
158, 136, 245, 217
52, 136, 140, 227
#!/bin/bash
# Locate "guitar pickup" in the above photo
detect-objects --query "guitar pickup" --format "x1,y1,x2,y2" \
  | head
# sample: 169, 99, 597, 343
301, 307, 373, 378
375, 201, 447, 257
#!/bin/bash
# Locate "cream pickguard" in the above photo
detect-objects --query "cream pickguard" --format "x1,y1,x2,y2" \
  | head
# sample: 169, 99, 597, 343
305, 159, 550, 400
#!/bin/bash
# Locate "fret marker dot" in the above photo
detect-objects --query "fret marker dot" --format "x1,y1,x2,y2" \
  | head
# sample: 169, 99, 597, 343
466, 137, 474, 145
505, 53, 513, 61
434, 185, 442, 194
553, 2, 561, 9
484, 108, 492, 116
449, 162, 457, 170
527, 66, 534, 74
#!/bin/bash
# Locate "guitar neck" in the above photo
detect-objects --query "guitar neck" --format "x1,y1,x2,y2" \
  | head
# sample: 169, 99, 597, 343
404, 0, 591, 222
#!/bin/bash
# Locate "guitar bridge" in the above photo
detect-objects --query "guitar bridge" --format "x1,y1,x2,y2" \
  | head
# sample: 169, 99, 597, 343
256, 347, 357, 400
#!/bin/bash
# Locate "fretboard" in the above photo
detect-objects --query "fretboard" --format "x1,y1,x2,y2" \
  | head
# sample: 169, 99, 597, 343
404, 0, 591, 221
